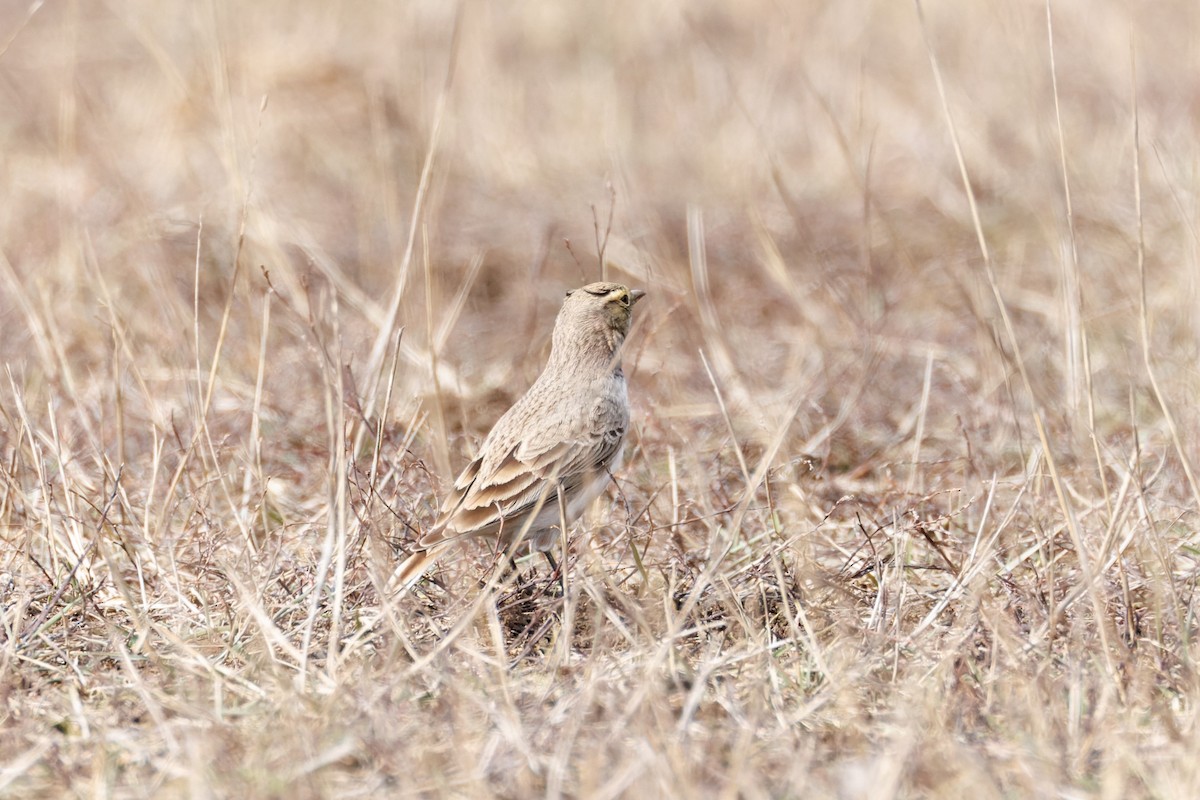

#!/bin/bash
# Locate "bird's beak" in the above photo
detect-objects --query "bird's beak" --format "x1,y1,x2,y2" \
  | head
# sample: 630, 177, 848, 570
630, 289, 646, 305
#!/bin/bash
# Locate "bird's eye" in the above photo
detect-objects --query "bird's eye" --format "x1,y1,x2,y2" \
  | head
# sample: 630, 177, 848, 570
618, 293, 630, 307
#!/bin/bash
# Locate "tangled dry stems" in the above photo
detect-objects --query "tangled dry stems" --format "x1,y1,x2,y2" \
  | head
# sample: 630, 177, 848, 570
3, 0, 1200, 797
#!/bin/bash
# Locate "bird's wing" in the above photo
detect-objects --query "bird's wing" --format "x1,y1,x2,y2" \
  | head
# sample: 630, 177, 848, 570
418, 424, 623, 548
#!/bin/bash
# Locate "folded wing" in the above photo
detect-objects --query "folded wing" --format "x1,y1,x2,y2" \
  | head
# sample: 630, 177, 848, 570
418, 426, 623, 548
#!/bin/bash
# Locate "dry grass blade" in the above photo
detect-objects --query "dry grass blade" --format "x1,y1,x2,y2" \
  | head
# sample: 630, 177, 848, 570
2, 2, 1199, 797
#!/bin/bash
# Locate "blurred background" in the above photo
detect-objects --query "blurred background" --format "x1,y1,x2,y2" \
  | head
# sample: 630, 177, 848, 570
2, 0, 1197, 461
3, 0, 1200, 796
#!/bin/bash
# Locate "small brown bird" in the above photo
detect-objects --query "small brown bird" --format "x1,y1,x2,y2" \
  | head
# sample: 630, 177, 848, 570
394, 282, 645, 592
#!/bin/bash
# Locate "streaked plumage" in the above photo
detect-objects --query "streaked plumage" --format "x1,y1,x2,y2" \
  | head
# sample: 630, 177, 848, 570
393, 282, 645, 592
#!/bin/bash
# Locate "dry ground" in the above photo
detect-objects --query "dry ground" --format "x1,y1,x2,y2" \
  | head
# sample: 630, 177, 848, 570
3, 1, 1200, 797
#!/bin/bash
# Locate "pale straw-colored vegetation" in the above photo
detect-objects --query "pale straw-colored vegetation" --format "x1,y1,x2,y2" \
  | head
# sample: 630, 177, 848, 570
2, 1, 1199, 797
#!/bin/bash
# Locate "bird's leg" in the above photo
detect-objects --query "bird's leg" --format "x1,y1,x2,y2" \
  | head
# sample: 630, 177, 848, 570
486, 519, 523, 590
533, 539, 563, 596
498, 550, 521, 586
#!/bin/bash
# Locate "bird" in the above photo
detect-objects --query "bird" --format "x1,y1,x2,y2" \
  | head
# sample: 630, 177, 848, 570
393, 281, 645, 593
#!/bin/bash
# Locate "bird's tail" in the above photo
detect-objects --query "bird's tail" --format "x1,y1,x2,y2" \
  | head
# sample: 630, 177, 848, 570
389, 543, 450, 594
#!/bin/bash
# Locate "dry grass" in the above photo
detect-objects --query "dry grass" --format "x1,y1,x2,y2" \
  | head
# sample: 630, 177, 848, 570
2, 0, 1200, 797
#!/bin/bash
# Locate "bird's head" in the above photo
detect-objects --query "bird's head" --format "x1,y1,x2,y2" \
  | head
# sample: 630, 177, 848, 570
555, 282, 646, 356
